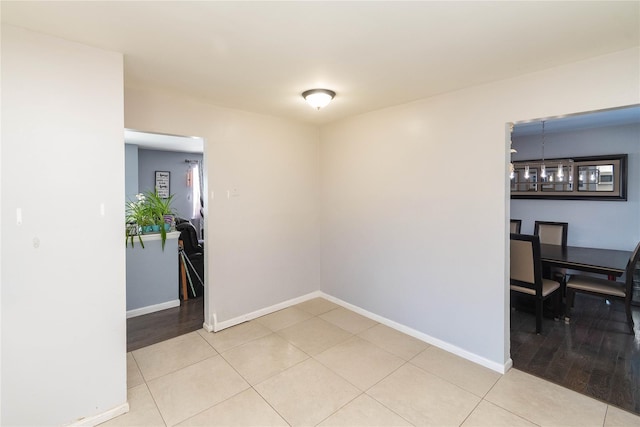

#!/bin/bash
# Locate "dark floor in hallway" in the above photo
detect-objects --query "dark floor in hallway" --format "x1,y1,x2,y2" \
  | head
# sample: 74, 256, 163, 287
511, 293, 640, 415
127, 296, 204, 352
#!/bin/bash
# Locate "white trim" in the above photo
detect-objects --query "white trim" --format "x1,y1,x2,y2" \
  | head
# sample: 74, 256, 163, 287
204, 291, 323, 333
126, 299, 180, 318
319, 292, 511, 374
503, 357, 513, 373
129, 231, 180, 243
202, 313, 216, 332
65, 402, 129, 427
201, 291, 511, 374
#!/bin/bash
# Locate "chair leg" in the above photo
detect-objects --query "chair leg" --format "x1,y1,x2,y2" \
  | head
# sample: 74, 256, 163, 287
535, 298, 543, 334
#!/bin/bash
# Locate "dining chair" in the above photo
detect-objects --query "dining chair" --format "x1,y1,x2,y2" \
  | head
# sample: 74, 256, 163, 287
565, 240, 640, 334
534, 221, 568, 246
510, 219, 522, 234
510, 233, 562, 334
534, 221, 569, 286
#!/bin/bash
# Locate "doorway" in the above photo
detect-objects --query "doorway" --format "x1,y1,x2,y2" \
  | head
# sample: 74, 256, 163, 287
507, 105, 640, 414
124, 129, 207, 351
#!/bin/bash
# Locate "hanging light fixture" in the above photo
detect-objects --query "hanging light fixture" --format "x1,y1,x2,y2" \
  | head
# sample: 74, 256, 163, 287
557, 162, 564, 181
568, 163, 574, 183
302, 89, 336, 110
539, 120, 548, 180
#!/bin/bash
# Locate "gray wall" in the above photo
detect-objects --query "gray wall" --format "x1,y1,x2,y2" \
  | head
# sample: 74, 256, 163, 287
125, 144, 139, 202
126, 233, 179, 311
511, 123, 640, 250
137, 148, 204, 222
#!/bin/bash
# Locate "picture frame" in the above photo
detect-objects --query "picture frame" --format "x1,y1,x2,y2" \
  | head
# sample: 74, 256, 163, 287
155, 171, 170, 198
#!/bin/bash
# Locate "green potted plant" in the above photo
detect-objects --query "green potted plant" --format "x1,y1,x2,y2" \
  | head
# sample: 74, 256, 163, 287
144, 190, 177, 250
125, 190, 176, 249
125, 193, 151, 248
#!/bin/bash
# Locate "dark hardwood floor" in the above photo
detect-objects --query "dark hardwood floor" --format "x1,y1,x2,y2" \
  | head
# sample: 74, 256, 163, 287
511, 293, 640, 415
127, 296, 204, 352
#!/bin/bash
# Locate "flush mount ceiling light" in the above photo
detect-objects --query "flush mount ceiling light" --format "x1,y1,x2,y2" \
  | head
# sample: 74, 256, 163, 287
302, 89, 335, 110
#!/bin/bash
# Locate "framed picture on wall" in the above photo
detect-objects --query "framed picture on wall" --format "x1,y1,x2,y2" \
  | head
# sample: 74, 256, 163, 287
155, 171, 170, 198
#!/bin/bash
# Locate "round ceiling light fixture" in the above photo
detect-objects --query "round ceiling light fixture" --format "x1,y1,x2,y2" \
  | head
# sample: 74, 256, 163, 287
302, 89, 336, 110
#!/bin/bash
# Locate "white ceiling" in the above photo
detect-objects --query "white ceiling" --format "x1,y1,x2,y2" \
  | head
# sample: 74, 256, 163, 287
2, 1, 639, 126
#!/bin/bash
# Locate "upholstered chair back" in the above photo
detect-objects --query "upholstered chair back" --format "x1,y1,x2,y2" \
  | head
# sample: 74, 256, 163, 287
534, 221, 568, 247
511, 238, 535, 284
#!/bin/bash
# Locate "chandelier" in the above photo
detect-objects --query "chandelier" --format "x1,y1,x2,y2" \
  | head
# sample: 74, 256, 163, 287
511, 120, 573, 183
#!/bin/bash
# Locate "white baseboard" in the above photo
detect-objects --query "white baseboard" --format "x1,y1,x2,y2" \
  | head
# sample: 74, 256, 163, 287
203, 291, 323, 332
318, 292, 511, 374
503, 357, 513, 373
65, 402, 129, 427
201, 291, 510, 374
126, 299, 180, 319
202, 315, 215, 332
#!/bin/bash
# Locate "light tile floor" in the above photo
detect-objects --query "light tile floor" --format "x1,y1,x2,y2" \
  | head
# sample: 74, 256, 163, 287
103, 298, 640, 427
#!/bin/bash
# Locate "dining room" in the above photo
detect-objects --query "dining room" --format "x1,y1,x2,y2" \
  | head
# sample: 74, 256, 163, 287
509, 105, 640, 415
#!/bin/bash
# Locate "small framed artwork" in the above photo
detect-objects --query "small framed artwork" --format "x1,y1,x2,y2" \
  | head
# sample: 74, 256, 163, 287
155, 171, 170, 198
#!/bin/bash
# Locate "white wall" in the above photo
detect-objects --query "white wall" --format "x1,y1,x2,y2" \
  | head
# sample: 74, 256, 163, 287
512, 123, 640, 250
1, 27, 126, 425
319, 48, 640, 369
124, 86, 321, 328
0, 23, 3, 426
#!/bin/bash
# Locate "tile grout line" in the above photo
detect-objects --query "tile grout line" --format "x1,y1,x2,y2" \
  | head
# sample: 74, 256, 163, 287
457, 399, 483, 427
127, 349, 162, 425
359, 359, 418, 426
142, 381, 169, 427
250, 383, 292, 426
212, 334, 310, 426
140, 301, 340, 425
133, 341, 216, 427
173, 387, 258, 427
404, 349, 496, 400
234, 303, 406, 425
270, 302, 421, 424
133, 334, 219, 383
196, 324, 271, 354
479, 373, 544, 427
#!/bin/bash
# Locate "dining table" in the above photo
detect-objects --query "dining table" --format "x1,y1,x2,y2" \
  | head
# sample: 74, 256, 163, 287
539, 243, 632, 278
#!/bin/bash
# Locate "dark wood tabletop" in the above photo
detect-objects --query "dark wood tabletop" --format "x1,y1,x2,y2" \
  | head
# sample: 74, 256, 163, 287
540, 244, 631, 277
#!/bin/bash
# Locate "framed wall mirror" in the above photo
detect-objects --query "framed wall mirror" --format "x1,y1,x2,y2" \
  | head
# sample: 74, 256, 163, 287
511, 154, 627, 201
